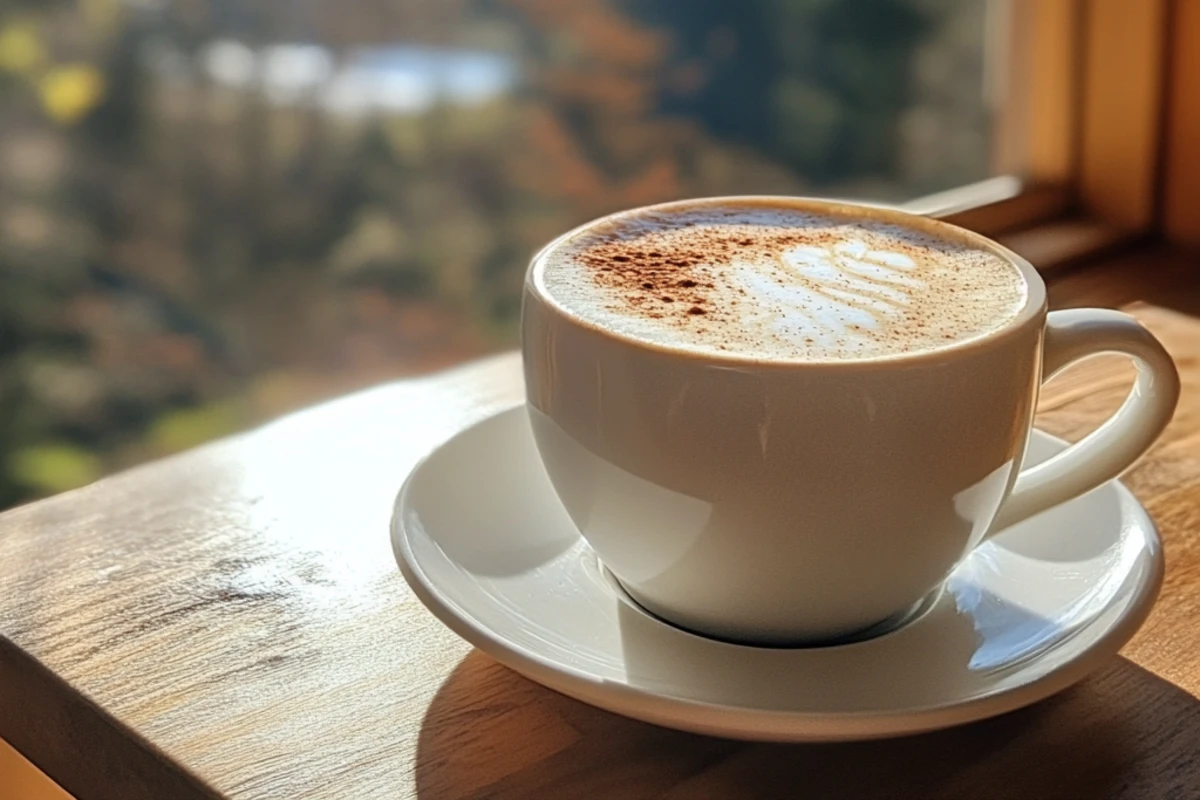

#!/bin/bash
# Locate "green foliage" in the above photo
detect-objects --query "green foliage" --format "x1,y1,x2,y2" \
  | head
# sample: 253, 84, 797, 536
8, 443, 102, 495
150, 401, 246, 455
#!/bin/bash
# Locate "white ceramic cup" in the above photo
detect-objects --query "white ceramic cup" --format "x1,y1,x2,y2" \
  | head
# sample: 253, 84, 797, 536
521, 197, 1179, 645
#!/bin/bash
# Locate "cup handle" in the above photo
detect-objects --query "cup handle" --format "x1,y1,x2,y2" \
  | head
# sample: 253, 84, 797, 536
987, 308, 1180, 536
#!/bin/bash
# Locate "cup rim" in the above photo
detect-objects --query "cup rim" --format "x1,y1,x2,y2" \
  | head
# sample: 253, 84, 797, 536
524, 195, 1048, 370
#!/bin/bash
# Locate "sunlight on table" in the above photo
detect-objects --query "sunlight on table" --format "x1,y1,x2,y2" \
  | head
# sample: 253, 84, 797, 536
0, 738, 72, 799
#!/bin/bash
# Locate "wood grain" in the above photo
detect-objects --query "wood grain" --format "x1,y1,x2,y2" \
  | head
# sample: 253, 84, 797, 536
3, 250, 1200, 799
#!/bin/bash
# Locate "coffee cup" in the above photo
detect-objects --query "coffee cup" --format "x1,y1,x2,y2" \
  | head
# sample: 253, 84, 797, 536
521, 196, 1178, 645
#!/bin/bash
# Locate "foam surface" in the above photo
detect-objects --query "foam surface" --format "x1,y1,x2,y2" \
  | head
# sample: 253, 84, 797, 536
538, 202, 1028, 360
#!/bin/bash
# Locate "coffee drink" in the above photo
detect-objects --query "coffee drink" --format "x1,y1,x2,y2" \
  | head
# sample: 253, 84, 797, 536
537, 199, 1028, 361
523, 196, 1178, 644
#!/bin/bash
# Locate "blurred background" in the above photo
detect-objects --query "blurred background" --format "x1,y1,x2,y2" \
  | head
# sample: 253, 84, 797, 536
0, 0, 996, 507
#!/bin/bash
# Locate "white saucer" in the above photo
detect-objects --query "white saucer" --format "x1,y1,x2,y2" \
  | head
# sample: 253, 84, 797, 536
391, 405, 1163, 742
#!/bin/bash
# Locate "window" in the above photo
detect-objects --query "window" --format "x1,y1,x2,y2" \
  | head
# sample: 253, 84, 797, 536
0, 0, 1159, 505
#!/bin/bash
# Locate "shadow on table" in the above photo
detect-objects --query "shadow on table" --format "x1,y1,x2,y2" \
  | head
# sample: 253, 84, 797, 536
1046, 243, 1200, 319
415, 651, 1200, 799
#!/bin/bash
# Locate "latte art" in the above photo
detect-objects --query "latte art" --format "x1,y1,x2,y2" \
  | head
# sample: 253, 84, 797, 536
537, 200, 1028, 360
737, 238, 926, 351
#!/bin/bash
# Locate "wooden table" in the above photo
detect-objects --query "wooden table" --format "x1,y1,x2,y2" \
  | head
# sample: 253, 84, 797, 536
3, 246, 1200, 799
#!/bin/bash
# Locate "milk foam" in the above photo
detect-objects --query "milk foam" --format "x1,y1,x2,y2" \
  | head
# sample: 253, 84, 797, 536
538, 203, 1028, 361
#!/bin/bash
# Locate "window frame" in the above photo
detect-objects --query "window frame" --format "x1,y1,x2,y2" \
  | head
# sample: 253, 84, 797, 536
906, 0, 1172, 271
1162, 0, 1200, 249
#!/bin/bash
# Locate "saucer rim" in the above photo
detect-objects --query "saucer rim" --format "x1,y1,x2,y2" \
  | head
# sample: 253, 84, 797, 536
391, 403, 1165, 742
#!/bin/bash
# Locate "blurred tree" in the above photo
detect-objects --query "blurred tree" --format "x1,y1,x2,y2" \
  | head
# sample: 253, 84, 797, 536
638, 0, 932, 189
0, 0, 989, 506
